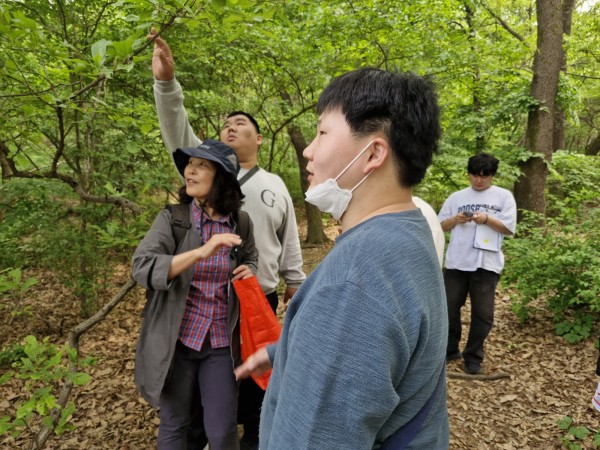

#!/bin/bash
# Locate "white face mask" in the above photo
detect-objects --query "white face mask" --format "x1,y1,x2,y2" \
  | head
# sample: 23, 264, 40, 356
305, 140, 374, 220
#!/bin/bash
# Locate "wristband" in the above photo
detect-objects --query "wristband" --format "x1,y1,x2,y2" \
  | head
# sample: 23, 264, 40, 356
483, 214, 488, 224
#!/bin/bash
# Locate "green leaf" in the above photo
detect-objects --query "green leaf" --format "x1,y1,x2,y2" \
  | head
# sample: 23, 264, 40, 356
0, 371, 14, 384
558, 416, 573, 430
91, 39, 111, 62
23, 335, 39, 359
12, 12, 38, 31
69, 372, 91, 386
110, 36, 135, 59
0, 416, 13, 435
570, 426, 590, 440
44, 395, 58, 410
42, 415, 54, 429
116, 62, 135, 72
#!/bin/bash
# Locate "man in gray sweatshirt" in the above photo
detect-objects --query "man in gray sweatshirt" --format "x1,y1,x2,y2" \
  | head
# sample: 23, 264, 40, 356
148, 29, 305, 450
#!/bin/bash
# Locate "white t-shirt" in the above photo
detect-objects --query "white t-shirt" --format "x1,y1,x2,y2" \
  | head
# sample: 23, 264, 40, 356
438, 186, 516, 273
412, 196, 445, 267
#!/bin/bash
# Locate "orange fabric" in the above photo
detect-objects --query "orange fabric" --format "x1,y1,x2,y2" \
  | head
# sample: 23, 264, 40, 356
233, 276, 282, 390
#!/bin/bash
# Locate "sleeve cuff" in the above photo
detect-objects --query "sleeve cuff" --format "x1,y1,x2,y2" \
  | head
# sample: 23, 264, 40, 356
285, 281, 304, 290
153, 77, 179, 94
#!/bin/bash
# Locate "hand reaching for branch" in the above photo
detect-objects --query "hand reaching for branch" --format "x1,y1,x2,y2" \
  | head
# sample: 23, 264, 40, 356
147, 27, 175, 81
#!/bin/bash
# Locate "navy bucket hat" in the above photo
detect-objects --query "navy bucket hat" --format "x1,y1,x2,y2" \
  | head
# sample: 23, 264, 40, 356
173, 139, 243, 196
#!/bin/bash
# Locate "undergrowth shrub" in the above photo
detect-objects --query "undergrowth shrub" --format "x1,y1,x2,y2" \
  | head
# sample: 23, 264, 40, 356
0, 178, 151, 316
503, 154, 600, 343
0, 336, 93, 441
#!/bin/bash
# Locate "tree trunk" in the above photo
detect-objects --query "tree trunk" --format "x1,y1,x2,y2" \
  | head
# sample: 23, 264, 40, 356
513, 0, 563, 220
463, 1, 485, 152
0, 141, 13, 180
287, 125, 328, 244
585, 134, 600, 156
552, 0, 576, 152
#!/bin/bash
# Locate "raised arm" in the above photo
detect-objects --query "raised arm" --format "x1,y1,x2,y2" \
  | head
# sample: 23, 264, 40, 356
149, 27, 175, 82
148, 28, 202, 156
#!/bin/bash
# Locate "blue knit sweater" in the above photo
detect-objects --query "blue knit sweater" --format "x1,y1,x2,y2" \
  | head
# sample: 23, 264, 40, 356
260, 210, 449, 449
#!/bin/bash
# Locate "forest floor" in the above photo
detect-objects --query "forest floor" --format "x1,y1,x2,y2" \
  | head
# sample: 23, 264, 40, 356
1, 218, 599, 450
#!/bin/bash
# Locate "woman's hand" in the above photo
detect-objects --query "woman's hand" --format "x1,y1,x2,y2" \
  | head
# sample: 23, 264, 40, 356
170, 233, 241, 279
232, 264, 253, 281
200, 233, 242, 259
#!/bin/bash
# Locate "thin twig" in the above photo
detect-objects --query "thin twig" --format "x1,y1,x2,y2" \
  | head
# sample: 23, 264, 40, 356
447, 371, 511, 381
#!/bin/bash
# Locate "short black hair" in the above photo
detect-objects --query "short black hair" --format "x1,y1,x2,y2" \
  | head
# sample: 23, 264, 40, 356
316, 68, 441, 187
226, 111, 261, 134
178, 165, 244, 215
467, 153, 499, 176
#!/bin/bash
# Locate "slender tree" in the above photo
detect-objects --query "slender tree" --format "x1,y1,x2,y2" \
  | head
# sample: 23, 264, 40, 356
513, 0, 564, 218
553, 0, 576, 152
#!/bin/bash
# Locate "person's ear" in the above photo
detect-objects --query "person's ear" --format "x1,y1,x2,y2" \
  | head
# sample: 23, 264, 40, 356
256, 133, 263, 147
363, 138, 388, 173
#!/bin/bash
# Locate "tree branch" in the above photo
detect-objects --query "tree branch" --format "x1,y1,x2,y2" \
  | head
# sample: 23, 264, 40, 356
2, 164, 143, 213
478, 0, 530, 47
447, 371, 510, 380
31, 279, 138, 450
564, 71, 600, 81
2, 5, 194, 102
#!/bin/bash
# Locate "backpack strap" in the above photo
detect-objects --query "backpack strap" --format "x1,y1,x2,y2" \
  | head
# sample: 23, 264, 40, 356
379, 376, 443, 450
144, 204, 190, 304
232, 210, 251, 266
238, 165, 259, 187
164, 203, 191, 249
233, 210, 251, 241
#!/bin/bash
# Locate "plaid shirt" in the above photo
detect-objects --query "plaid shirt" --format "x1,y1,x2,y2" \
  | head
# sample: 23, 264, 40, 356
178, 202, 233, 351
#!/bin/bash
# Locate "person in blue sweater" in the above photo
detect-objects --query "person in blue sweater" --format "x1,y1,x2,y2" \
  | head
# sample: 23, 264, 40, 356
235, 68, 449, 449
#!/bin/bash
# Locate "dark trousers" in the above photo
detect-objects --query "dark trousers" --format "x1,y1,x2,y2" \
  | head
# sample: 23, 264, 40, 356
444, 268, 499, 364
159, 340, 239, 450
187, 290, 279, 447
237, 290, 279, 442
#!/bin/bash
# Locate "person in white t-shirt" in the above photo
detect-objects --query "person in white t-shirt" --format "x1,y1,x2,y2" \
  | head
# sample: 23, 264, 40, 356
438, 153, 516, 374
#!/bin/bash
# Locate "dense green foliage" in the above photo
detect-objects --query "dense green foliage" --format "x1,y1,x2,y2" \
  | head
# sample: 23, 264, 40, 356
503, 152, 600, 343
0, 336, 92, 440
0, 1, 599, 321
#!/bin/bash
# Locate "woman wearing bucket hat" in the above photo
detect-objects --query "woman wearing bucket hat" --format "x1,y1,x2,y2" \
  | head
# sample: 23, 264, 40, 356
132, 139, 258, 449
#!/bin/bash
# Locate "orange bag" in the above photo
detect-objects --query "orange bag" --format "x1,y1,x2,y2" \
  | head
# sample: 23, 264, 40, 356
233, 276, 282, 390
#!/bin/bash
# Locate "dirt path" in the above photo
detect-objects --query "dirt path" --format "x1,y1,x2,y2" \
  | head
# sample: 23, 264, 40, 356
1, 242, 598, 449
